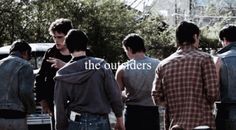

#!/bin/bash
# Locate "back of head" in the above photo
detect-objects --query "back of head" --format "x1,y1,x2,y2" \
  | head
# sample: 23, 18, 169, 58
49, 18, 73, 35
219, 25, 236, 42
122, 33, 146, 54
65, 29, 88, 53
10, 39, 31, 54
176, 21, 200, 46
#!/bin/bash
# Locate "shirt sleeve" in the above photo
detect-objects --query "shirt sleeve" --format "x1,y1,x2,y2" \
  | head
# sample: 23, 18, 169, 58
103, 64, 124, 118
54, 79, 69, 130
202, 56, 220, 104
18, 64, 36, 114
151, 64, 166, 106
35, 50, 51, 102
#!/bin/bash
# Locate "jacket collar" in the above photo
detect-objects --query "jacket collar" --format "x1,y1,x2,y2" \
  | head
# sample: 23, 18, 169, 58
10, 51, 22, 58
218, 42, 236, 54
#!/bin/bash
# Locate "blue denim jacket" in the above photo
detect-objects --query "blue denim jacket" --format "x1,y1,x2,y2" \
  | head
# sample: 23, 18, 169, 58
218, 42, 236, 103
0, 54, 35, 114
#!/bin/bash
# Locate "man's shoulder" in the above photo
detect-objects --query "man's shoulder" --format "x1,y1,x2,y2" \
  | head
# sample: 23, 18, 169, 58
146, 57, 160, 65
87, 57, 106, 64
194, 50, 211, 58
1, 56, 32, 69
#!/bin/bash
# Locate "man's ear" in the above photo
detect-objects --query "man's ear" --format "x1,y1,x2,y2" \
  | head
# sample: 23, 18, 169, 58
127, 47, 133, 54
222, 37, 230, 46
193, 34, 199, 40
21, 51, 29, 60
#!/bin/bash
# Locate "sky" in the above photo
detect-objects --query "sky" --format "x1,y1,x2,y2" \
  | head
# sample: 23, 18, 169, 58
124, 0, 154, 12
14, 0, 155, 12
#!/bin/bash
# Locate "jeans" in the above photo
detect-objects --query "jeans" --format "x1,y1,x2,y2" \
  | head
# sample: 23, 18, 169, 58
68, 113, 111, 130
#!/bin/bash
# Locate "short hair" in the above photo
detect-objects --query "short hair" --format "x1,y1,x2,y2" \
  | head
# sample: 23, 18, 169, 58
219, 25, 236, 42
10, 39, 31, 54
176, 21, 200, 46
48, 18, 73, 35
65, 29, 88, 53
122, 33, 146, 54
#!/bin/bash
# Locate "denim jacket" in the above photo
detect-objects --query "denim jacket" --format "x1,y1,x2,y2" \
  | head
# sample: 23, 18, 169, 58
0, 54, 35, 114
217, 42, 236, 103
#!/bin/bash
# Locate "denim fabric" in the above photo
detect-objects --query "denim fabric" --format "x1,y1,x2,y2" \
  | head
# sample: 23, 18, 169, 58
217, 43, 236, 130
68, 113, 111, 130
0, 118, 28, 130
218, 43, 236, 103
0, 55, 35, 114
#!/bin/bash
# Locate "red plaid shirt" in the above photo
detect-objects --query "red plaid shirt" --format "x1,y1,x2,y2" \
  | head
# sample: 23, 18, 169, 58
152, 46, 219, 130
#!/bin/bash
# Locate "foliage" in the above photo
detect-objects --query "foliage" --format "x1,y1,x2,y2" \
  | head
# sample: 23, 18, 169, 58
138, 16, 176, 59
0, 0, 173, 62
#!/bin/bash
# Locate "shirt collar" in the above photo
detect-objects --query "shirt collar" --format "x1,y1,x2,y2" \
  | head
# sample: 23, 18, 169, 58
177, 45, 197, 53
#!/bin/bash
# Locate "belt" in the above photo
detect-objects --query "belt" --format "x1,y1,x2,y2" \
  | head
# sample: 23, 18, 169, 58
69, 111, 107, 122
0, 109, 26, 119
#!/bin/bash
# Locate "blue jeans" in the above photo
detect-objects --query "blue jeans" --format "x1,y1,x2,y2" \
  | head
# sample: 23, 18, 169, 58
68, 113, 111, 130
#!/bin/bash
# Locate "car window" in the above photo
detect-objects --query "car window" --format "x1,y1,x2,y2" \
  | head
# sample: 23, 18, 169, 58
0, 43, 54, 71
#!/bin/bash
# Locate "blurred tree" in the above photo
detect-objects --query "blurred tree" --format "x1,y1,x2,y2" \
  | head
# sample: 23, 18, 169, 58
0, 0, 173, 62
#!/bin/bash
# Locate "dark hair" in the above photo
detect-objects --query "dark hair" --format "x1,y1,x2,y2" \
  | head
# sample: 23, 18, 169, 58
10, 39, 31, 54
49, 18, 73, 35
122, 33, 146, 54
65, 29, 88, 53
176, 21, 200, 46
219, 25, 236, 42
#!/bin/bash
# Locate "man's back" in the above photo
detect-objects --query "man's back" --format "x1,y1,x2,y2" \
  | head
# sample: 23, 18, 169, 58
154, 46, 218, 130
0, 55, 34, 113
121, 56, 159, 106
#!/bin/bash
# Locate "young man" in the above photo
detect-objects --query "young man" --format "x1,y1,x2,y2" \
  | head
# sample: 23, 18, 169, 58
152, 21, 219, 130
215, 25, 236, 130
115, 33, 160, 130
35, 18, 73, 130
54, 29, 125, 130
0, 40, 35, 130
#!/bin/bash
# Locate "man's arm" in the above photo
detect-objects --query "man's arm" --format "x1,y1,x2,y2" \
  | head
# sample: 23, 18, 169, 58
151, 65, 166, 106
115, 65, 125, 91
214, 56, 221, 84
54, 80, 69, 130
114, 116, 125, 130
19, 65, 35, 114
101, 62, 124, 130
35, 51, 53, 114
202, 56, 220, 103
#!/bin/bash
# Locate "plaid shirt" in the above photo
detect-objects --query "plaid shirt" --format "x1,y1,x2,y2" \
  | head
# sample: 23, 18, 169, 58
152, 46, 219, 130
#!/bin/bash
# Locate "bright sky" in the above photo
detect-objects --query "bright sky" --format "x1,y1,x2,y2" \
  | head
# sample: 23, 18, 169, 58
124, 0, 154, 12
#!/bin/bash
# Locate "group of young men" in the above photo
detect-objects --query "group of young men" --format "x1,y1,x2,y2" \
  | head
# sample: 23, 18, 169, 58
0, 18, 236, 130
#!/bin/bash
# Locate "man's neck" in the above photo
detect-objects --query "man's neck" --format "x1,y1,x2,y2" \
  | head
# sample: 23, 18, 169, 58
130, 52, 145, 60
72, 51, 86, 57
59, 48, 70, 56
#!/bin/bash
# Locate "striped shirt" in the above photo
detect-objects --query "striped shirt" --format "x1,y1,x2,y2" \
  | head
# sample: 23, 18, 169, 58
152, 45, 219, 130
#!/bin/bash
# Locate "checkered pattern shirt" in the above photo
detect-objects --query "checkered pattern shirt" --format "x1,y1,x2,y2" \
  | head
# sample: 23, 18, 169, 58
152, 46, 219, 130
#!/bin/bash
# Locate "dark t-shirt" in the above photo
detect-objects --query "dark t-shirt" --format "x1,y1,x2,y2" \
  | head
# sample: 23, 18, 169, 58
35, 45, 71, 109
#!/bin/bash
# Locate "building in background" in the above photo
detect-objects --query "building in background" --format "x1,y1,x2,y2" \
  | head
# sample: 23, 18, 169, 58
128, 0, 236, 26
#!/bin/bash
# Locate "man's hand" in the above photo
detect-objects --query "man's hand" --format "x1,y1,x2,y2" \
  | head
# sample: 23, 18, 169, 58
39, 100, 53, 116
115, 117, 125, 130
47, 57, 66, 69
